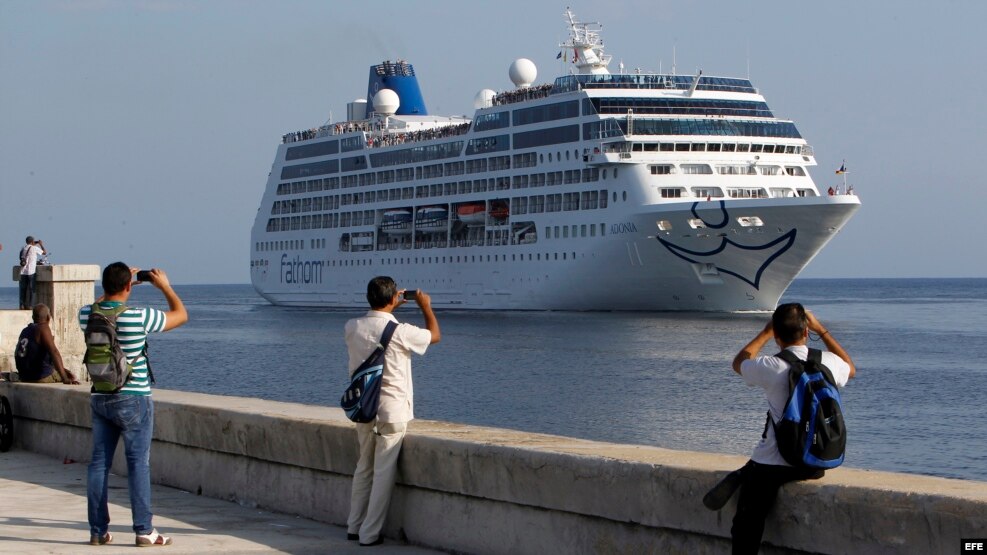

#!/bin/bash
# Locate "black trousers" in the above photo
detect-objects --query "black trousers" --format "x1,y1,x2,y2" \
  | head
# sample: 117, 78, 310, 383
19, 274, 36, 310
731, 460, 824, 555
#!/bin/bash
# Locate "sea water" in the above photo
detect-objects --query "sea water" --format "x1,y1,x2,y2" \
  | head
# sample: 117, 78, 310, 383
3, 278, 984, 481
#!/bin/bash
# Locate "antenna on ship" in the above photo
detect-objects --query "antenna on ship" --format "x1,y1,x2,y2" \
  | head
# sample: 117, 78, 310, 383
560, 8, 611, 75
746, 41, 751, 79
672, 43, 677, 75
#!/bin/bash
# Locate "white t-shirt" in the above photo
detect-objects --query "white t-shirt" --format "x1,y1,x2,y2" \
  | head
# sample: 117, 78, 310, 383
20, 245, 43, 275
740, 345, 851, 466
345, 310, 432, 423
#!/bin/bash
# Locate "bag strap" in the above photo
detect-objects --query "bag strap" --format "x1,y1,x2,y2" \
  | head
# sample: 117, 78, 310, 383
90, 303, 128, 320
379, 320, 398, 350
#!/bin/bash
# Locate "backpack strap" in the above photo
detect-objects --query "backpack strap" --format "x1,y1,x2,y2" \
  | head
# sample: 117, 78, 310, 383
774, 348, 803, 368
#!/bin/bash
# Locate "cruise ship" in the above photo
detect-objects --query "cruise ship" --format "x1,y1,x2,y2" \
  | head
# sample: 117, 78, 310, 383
249, 10, 860, 311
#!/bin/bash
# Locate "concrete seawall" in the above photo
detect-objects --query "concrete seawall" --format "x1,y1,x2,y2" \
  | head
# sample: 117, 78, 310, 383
2, 382, 984, 554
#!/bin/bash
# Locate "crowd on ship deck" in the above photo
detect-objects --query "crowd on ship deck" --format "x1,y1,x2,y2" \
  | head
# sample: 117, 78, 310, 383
283, 126, 334, 144
492, 83, 553, 106
283, 121, 471, 146
365, 122, 470, 148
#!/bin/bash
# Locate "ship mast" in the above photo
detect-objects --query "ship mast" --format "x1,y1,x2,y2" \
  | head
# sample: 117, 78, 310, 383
560, 8, 612, 75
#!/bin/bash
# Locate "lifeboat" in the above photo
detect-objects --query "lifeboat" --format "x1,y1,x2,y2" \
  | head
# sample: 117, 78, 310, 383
380, 209, 412, 234
489, 201, 509, 221
416, 206, 449, 232
457, 203, 486, 226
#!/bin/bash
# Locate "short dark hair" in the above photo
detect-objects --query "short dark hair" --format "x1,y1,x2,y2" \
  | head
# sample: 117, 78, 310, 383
25, 236, 34, 244
366, 276, 397, 309
102, 262, 132, 295
772, 303, 807, 345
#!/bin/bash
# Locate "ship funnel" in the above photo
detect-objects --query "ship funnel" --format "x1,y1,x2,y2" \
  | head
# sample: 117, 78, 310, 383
365, 60, 427, 116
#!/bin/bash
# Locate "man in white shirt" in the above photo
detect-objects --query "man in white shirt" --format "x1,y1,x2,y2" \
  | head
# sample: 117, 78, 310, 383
717, 303, 855, 554
344, 276, 440, 547
19, 236, 46, 310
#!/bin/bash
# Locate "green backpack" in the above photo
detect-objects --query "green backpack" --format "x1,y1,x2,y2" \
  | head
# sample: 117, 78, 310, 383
83, 305, 131, 393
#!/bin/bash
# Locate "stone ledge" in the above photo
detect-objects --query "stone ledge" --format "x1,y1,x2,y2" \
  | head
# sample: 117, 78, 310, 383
2, 382, 983, 554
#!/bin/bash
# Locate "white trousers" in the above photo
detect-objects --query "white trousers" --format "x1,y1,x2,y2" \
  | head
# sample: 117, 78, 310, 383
346, 421, 408, 543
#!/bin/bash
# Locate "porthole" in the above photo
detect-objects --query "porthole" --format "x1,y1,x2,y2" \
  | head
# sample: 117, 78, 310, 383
622, 191, 627, 201
603, 169, 608, 179
614, 168, 618, 179
566, 151, 570, 160
548, 152, 553, 162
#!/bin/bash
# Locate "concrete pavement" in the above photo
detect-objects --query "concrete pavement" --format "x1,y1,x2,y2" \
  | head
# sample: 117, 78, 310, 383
0, 449, 445, 554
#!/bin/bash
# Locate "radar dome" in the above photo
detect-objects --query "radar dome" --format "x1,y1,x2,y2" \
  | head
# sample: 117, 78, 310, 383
373, 89, 400, 116
473, 89, 496, 109
509, 58, 537, 88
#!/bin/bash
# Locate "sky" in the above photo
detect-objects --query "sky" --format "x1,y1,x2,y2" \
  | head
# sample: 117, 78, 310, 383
2, 0, 985, 284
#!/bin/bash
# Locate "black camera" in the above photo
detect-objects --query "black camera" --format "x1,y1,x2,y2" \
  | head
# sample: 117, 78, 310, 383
403, 289, 418, 301
136, 270, 154, 282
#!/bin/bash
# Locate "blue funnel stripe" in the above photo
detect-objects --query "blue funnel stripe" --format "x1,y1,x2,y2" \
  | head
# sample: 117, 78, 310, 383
366, 61, 428, 116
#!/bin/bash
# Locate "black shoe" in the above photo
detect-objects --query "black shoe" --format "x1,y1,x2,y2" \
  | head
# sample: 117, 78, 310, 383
359, 538, 383, 547
703, 468, 746, 511
347, 533, 359, 541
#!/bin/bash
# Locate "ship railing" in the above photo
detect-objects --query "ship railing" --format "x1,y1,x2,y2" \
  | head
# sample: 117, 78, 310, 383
553, 74, 758, 94
491, 83, 554, 106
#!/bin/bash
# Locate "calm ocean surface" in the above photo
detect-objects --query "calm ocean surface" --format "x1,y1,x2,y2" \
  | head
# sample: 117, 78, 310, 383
3, 278, 985, 482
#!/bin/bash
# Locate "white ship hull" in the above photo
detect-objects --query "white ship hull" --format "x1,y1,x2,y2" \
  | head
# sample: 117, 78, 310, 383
249, 11, 861, 312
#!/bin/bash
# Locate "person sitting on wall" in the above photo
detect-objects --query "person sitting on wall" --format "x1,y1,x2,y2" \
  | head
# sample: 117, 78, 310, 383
14, 304, 80, 384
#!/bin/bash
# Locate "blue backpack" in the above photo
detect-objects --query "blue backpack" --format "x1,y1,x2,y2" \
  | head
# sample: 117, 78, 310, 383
771, 348, 847, 469
340, 321, 397, 423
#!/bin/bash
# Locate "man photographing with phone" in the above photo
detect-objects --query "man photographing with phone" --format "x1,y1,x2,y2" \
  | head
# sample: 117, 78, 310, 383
79, 263, 188, 547
343, 277, 440, 547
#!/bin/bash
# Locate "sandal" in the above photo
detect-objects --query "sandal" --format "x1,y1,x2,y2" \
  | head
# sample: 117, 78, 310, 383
135, 529, 172, 546
89, 532, 112, 545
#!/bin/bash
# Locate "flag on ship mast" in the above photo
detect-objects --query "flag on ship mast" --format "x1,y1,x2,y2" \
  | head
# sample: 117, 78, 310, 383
835, 160, 847, 174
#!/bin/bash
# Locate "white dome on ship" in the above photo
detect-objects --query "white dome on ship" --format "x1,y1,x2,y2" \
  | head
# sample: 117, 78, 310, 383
473, 89, 496, 109
373, 89, 400, 115
509, 58, 537, 88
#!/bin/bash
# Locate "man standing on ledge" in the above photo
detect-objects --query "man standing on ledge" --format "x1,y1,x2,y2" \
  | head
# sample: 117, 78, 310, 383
724, 303, 855, 554
79, 263, 188, 547
345, 276, 440, 547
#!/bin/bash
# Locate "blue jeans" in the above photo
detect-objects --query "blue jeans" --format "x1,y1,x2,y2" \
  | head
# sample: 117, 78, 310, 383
88, 394, 155, 536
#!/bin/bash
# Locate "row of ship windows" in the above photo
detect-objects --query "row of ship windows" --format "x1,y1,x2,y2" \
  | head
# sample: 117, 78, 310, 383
276, 139, 805, 199
278, 149, 588, 194
631, 142, 805, 154
473, 98, 777, 132
650, 164, 806, 176
658, 187, 817, 199
280, 118, 803, 180
255, 221, 607, 256
251, 251, 589, 268
283, 96, 774, 164
264, 190, 613, 233
273, 170, 615, 212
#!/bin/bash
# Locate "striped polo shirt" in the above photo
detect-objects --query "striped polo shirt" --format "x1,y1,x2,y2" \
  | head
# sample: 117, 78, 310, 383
79, 301, 167, 395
